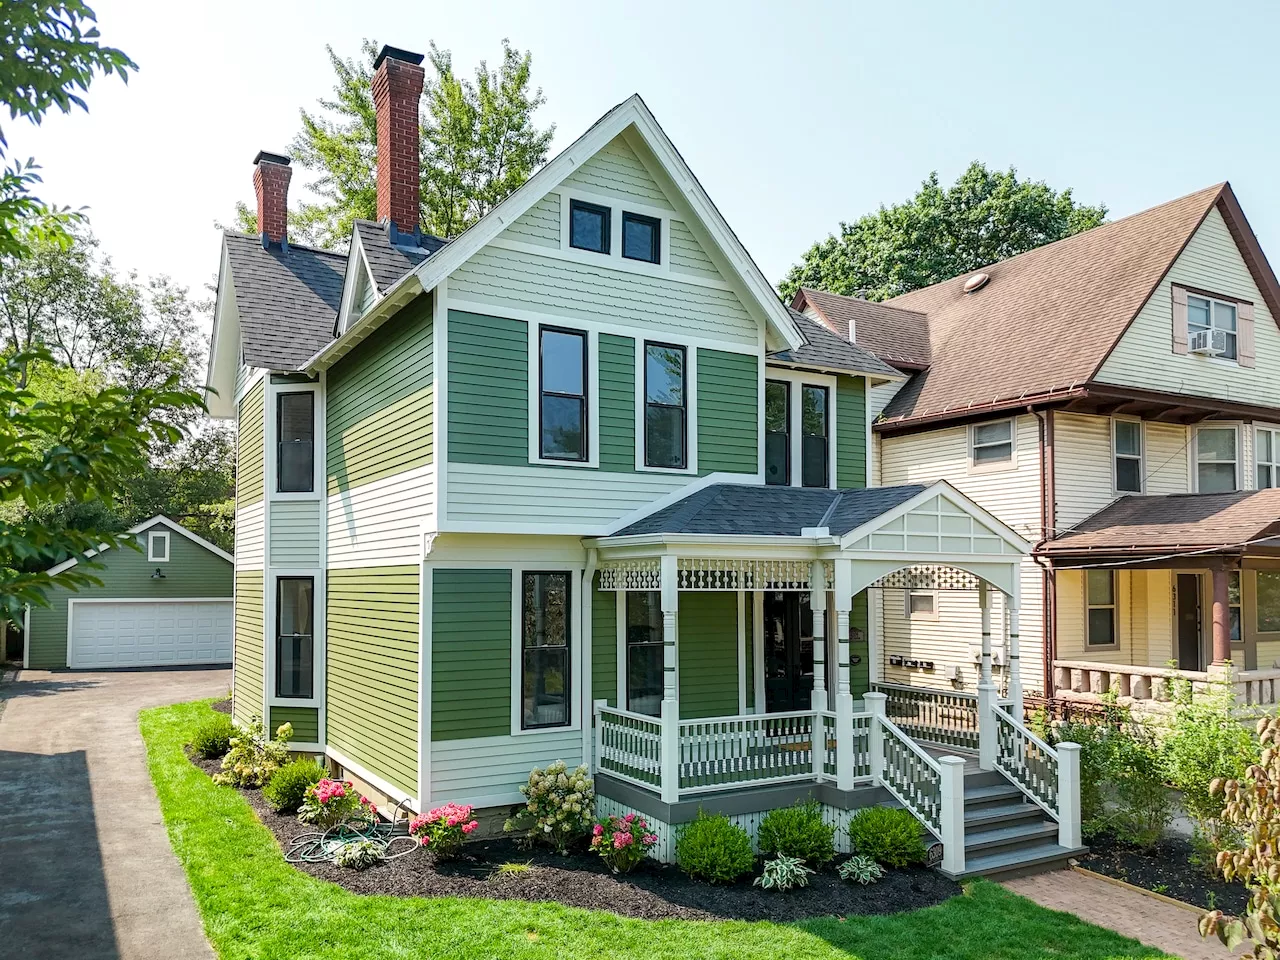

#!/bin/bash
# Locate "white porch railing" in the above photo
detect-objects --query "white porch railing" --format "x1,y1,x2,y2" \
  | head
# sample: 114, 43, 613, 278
989, 700, 1081, 849
872, 711, 944, 834
678, 710, 821, 793
873, 682, 980, 752
595, 705, 664, 790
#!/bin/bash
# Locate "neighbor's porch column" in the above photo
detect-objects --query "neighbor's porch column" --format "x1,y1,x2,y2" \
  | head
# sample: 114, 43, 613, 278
659, 554, 680, 803
810, 560, 827, 712
1008, 563, 1024, 716
833, 559, 857, 790
1211, 563, 1232, 667
977, 580, 998, 771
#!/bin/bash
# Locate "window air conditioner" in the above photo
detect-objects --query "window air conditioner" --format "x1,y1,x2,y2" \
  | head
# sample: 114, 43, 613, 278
1189, 328, 1227, 356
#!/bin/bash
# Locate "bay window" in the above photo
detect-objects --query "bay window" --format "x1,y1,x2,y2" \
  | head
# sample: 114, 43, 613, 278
644, 342, 687, 469
521, 572, 571, 729
276, 577, 314, 698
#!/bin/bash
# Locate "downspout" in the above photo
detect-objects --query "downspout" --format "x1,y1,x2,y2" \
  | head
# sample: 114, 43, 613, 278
1030, 407, 1057, 699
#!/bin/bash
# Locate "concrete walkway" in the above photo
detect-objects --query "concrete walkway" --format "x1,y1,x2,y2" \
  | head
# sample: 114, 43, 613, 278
1005, 868, 1238, 960
0, 667, 229, 960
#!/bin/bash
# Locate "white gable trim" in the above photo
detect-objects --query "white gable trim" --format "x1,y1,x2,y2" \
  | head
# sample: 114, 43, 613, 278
304, 95, 803, 371
335, 227, 379, 336
836, 481, 1031, 554
206, 241, 240, 419
45, 515, 234, 576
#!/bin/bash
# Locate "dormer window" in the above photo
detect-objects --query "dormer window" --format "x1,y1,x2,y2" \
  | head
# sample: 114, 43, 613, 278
622, 212, 660, 264
569, 200, 610, 254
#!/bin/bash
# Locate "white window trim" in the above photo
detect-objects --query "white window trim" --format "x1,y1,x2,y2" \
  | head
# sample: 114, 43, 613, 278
510, 565, 584, 737
1084, 569, 1119, 650
1111, 416, 1145, 495
763, 368, 838, 489
967, 417, 1017, 474
1193, 422, 1242, 493
1255, 424, 1280, 490
904, 589, 939, 621
527, 321, 600, 469
268, 379, 324, 502
147, 530, 170, 563
558, 188, 672, 277
1185, 290, 1241, 366
635, 337, 699, 475
265, 568, 325, 710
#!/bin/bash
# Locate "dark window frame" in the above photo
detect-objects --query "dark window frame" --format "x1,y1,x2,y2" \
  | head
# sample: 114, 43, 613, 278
800, 384, 829, 488
625, 591, 664, 717
765, 379, 790, 486
275, 575, 314, 699
276, 390, 315, 493
538, 326, 589, 462
569, 199, 611, 254
520, 570, 573, 730
643, 340, 688, 470
621, 211, 661, 264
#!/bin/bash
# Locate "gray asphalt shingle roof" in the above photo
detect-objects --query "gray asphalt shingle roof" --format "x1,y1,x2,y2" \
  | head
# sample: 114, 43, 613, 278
353, 220, 448, 293
769, 309, 901, 379
611, 483, 928, 538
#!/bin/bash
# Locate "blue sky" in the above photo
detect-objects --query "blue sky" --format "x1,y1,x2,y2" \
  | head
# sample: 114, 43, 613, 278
14, 0, 1280, 326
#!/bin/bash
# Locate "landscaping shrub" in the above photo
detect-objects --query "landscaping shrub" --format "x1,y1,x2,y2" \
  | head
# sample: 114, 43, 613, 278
298, 778, 377, 830
263, 758, 325, 814
754, 854, 813, 891
838, 854, 885, 884
410, 803, 479, 859
847, 806, 926, 868
503, 760, 594, 854
675, 812, 754, 884
191, 714, 235, 759
757, 801, 836, 867
333, 839, 381, 870
590, 813, 658, 873
213, 716, 293, 788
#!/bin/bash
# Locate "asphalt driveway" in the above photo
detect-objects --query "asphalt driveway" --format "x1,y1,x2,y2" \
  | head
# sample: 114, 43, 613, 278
0, 667, 229, 960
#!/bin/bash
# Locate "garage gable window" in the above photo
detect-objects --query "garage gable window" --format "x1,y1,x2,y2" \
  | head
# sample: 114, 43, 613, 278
276, 577, 314, 699
147, 530, 170, 562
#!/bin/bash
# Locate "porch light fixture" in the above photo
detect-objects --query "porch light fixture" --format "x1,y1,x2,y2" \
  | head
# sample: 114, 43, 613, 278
151, 567, 166, 580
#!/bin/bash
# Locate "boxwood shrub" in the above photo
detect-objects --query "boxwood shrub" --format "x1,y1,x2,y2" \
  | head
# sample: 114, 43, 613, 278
847, 806, 927, 868
757, 801, 836, 866
675, 812, 754, 884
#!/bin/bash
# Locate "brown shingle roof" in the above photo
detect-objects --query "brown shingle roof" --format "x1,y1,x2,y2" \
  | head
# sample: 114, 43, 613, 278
1037, 490, 1280, 556
791, 288, 931, 369
768, 308, 901, 378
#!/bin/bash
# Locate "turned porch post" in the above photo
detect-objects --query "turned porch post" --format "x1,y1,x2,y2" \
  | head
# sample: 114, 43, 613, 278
833, 559, 857, 790
1008, 563, 1024, 716
977, 581, 998, 771
659, 555, 680, 803
810, 560, 828, 711
1211, 563, 1232, 666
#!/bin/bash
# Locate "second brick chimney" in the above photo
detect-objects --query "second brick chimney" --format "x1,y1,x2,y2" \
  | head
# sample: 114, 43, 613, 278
253, 151, 292, 249
372, 45, 425, 239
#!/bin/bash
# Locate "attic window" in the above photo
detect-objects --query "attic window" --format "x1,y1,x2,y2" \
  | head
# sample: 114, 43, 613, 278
622, 212, 660, 264
569, 200, 610, 255
148, 530, 170, 563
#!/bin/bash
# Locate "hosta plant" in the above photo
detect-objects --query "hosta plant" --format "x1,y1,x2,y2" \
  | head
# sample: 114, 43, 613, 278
590, 813, 658, 873
838, 854, 885, 885
212, 717, 293, 788
504, 760, 594, 853
410, 802, 479, 859
754, 854, 814, 891
297, 778, 377, 830
333, 839, 381, 870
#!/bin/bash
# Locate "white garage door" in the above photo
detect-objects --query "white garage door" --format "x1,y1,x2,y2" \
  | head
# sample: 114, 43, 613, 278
69, 600, 234, 669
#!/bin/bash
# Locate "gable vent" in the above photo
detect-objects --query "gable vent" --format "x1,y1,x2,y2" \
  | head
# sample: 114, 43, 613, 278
962, 272, 990, 294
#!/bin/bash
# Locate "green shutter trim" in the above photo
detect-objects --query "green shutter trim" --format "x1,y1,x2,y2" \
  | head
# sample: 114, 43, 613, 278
327, 566, 419, 797
327, 296, 433, 495
591, 579, 618, 706
598, 333, 635, 472
836, 375, 867, 489
678, 592, 739, 719
237, 379, 264, 506
233, 571, 263, 726
850, 590, 870, 697
432, 568, 512, 740
744, 595, 754, 710
447, 310, 528, 465
697, 349, 758, 475
270, 706, 319, 743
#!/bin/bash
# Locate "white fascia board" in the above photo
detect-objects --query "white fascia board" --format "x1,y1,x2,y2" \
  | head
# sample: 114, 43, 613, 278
45, 514, 234, 575
206, 241, 239, 420
765, 358, 906, 383
585, 533, 823, 551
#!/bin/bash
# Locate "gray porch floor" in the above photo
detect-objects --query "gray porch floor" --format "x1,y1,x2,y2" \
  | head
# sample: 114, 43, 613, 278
921, 745, 983, 774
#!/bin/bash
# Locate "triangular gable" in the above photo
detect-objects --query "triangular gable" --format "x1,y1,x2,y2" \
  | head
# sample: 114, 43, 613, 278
335, 227, 379, 336
838, 481, 1029, 556
45, 515, 234, 576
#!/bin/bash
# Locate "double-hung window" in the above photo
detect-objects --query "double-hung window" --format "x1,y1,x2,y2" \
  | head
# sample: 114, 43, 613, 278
569, 199, 610, 254
644, 342, 687, 469
276, 577, 314, 699
1187, 294, 1238, 361
625, 592, 664, 716
1113, 419, 1143, 493
1195, 425, 1239, 492
801, 385, 829, 487
1258, 427, 1280, 489
277, 392, 314, 493
1085, 570, 1117, 648
765, 380, 790, 485
622, 212, 660, 264
521, 572, 571, 729
1229, 571, 1242, 643
971, 419, 1013, 467
1258, 572, 1280, 634
539, 327, 588, 461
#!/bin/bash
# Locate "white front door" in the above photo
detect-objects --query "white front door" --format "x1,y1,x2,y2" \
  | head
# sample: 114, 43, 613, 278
69, 600, 233, 669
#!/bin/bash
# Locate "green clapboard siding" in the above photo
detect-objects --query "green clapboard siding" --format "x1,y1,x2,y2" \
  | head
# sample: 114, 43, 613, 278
270, 706, 319, 743
237, 379, 264, 506
836, 375, 867, 489
697, 348, 758, 475
327, 567, 419, 797
432, 568, 512, 740
849, 590, 870, 697
24, 521, 234, 670
591, 579, 617, 705
447, 310, 528, 465
327, 296, 433, 495
678, 592, 739, 719
233, 571, 263, 726
598, 333, 636, 472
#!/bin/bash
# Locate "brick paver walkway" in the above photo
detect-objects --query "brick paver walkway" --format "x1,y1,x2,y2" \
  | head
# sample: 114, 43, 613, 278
1004, 868, 1237, 960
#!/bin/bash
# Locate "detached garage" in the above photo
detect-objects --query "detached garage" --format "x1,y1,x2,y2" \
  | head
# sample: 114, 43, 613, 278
26, 516, 234, 670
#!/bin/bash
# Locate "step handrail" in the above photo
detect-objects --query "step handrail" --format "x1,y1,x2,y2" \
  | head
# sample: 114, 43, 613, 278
990, 701, 1059, 820
875, 712, 945, 834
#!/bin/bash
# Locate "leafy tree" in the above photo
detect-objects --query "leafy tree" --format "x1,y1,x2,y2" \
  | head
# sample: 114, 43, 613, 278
779, 162, 1107, 302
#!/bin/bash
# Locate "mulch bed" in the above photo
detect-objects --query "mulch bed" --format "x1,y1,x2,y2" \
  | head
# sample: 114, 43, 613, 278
210, 699, 231, 715
187, 750, 958, 922
1078, 833, 1250, 914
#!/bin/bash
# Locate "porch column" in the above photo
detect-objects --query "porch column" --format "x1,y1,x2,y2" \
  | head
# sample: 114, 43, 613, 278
1008, 564, 1024, 716
659, 555, 679, 803
810, 560, 827, 712
833, 559, 856, 790
1211, 564, 1232, 666
977, 581, 998, 771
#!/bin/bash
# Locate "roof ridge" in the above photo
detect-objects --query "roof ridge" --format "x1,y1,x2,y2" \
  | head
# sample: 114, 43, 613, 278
224, 231, 347, 260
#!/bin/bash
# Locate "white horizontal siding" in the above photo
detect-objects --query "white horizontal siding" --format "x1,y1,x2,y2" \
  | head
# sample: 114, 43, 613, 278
1146, 422, 1192, 495
328, 464, 434, 569
880, 587, 1009, 691
502, 194, 560, 248
561, 137, 674, 210
668, 219, 722, 281
1053, 413, 1115, 531
235, 501, 264, 570
430, 730, 584, 806
268, 499, 321, 567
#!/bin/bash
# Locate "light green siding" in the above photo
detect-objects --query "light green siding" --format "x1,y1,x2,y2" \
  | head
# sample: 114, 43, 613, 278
327, 296, 433, 495
270, 706, 319, 743
697, 348, 758, 475
446, 310, 528, 466
502, 194, 560, 248
233, 571, 263, 726
850, 590, 870, 697
599, 333, 636, 472
432, 568, 512, 740
561, 136, 674, 210
327, 566, 419, 797
836, 375, 867, 489
678, 592, 739, 719
669, 220, 723, 282
25, 522, 234, 670
237, 379, 264, 507
592, 580, 617, 706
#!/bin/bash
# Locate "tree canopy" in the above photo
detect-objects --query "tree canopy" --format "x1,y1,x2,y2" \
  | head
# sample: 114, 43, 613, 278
778, 162, 1107, 302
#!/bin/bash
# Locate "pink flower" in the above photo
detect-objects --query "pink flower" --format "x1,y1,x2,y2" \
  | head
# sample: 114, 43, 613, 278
613, 831, 633, 849
462, 821, 478, 834
623, 813, 636, 823
418, 834, 430, 846
642, 833, 658, 845
592, 823, 605, 837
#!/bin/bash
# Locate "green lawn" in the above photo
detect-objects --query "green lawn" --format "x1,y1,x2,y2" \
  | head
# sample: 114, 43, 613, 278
141, 700, 1170, 960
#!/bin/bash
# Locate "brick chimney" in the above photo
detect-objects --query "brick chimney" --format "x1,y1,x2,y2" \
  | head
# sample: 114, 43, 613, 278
372, 45, 425, 240
252, 151, 292, 249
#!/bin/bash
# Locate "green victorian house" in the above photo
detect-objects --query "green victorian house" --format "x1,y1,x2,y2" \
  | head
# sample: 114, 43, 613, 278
206, 44, 1081, 878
